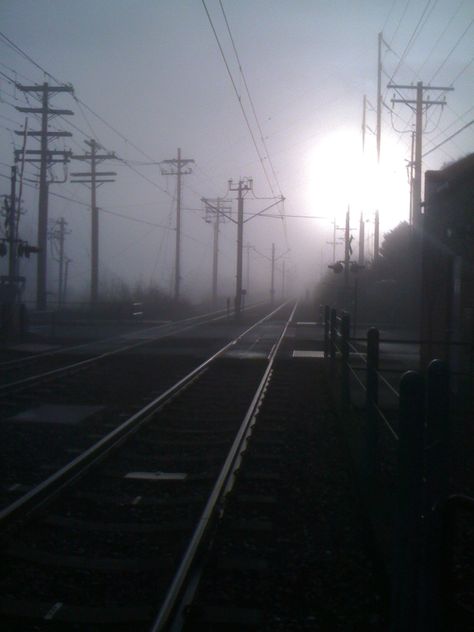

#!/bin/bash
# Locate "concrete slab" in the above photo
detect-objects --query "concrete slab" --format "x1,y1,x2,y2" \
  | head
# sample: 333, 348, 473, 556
292, 350, 325, 358
125, 471, 187, 481
5, 404, 104, 425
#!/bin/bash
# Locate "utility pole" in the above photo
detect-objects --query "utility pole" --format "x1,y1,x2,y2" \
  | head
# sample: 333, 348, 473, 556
202, 197, 231, 309
374, 210, 380, 261
344, 207, 351, 288
409, 130, 415, 225
160, 148, 194, 302
327, 217, 342, 263
71, 139, 116, 305
15, 82, 73, 309
228, 178, 252, 320
377, 32, 383, 162
359, 212, 365, 265
50, 217, 70, 307
388, 81, 453, 227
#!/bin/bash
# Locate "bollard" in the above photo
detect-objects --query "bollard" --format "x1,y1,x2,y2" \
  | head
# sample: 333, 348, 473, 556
391, 371, 425, 632
324, 305, 330, 359
366, 327, 379, 483
340, 311, 350, 409
420, 360, 450, 631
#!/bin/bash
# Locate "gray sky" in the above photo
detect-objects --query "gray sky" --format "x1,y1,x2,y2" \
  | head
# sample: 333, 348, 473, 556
1, 0, 473, 304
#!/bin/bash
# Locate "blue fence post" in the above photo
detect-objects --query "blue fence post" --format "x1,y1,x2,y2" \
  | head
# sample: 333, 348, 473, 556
366, 327, 379, 483
391, 370, 424, 632
341, 311, 350, 408
421, 359, 450, 631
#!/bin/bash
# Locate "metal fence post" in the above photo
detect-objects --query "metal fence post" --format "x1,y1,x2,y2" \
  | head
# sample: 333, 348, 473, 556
421, 359, 450, 631
392, 370, 424, 632
341, 311, 350, 408
324, 305, 330, 359
366, 327, 379, 483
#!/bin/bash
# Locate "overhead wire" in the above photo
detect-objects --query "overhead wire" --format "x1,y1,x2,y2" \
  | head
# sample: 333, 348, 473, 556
218, 0, 289, 250
201, 0, 275, 198
428, 16, 474, 83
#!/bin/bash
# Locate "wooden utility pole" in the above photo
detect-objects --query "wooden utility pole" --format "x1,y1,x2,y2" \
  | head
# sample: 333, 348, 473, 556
202, 197, 231, 309
377, 32, 383, 162
359, 212, 365, 265
160, 148, 194, 302
71, 140, 116, 304
374, 210, 380, 261
228, 178, 252, 320
50, 217, 70, 306
15, 82, 73, 309
344, 207, 351, 288
388, 81, 453, 228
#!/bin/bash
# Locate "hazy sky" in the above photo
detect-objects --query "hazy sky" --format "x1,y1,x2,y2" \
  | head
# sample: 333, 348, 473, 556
1, 1, 473, 304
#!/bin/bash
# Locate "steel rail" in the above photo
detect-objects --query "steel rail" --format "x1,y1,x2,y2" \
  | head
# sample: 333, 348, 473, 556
0, 300, 293, 533
0, 301, 274, 393
150, 301, 298, 631
0, 301, 266, 370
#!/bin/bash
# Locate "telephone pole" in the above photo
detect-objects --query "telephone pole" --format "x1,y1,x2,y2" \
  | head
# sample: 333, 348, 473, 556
202, 197, 231, 309
160, 148, 194, 302
374, 210, 380, 261
50, 217, 71, 306
377, 32, 383, 162
15, 82, 73, 309
71, 139, 116, 304
359, 212, 365, 265
228, 178, 253, 320
388, 81, 453, 227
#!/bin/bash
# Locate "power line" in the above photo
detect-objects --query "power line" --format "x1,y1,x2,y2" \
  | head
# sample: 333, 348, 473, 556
0, 31, 64, 85
429, 16, 474, 82
201, 0, 275, 196
219, 0, 282, 198
414, 0, 467, 77
388, 0, 436, 82
422, 118, 474, 157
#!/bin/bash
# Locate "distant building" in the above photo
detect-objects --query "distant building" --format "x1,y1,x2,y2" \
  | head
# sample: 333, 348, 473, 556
421, 153, 474, 386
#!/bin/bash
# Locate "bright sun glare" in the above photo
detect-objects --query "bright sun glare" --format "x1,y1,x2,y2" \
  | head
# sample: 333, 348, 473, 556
307, 129, 410, 232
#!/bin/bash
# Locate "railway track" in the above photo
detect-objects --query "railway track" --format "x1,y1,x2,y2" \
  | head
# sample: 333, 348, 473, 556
0, 302, 297, 630
0, 304, 273, 508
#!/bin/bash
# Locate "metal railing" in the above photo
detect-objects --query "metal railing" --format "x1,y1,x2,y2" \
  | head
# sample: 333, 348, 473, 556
323, 305, 472, 632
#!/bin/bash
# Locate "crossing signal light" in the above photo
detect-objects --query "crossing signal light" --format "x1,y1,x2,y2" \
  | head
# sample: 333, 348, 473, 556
328, 262, 344, 274
18, 242, 40, 258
